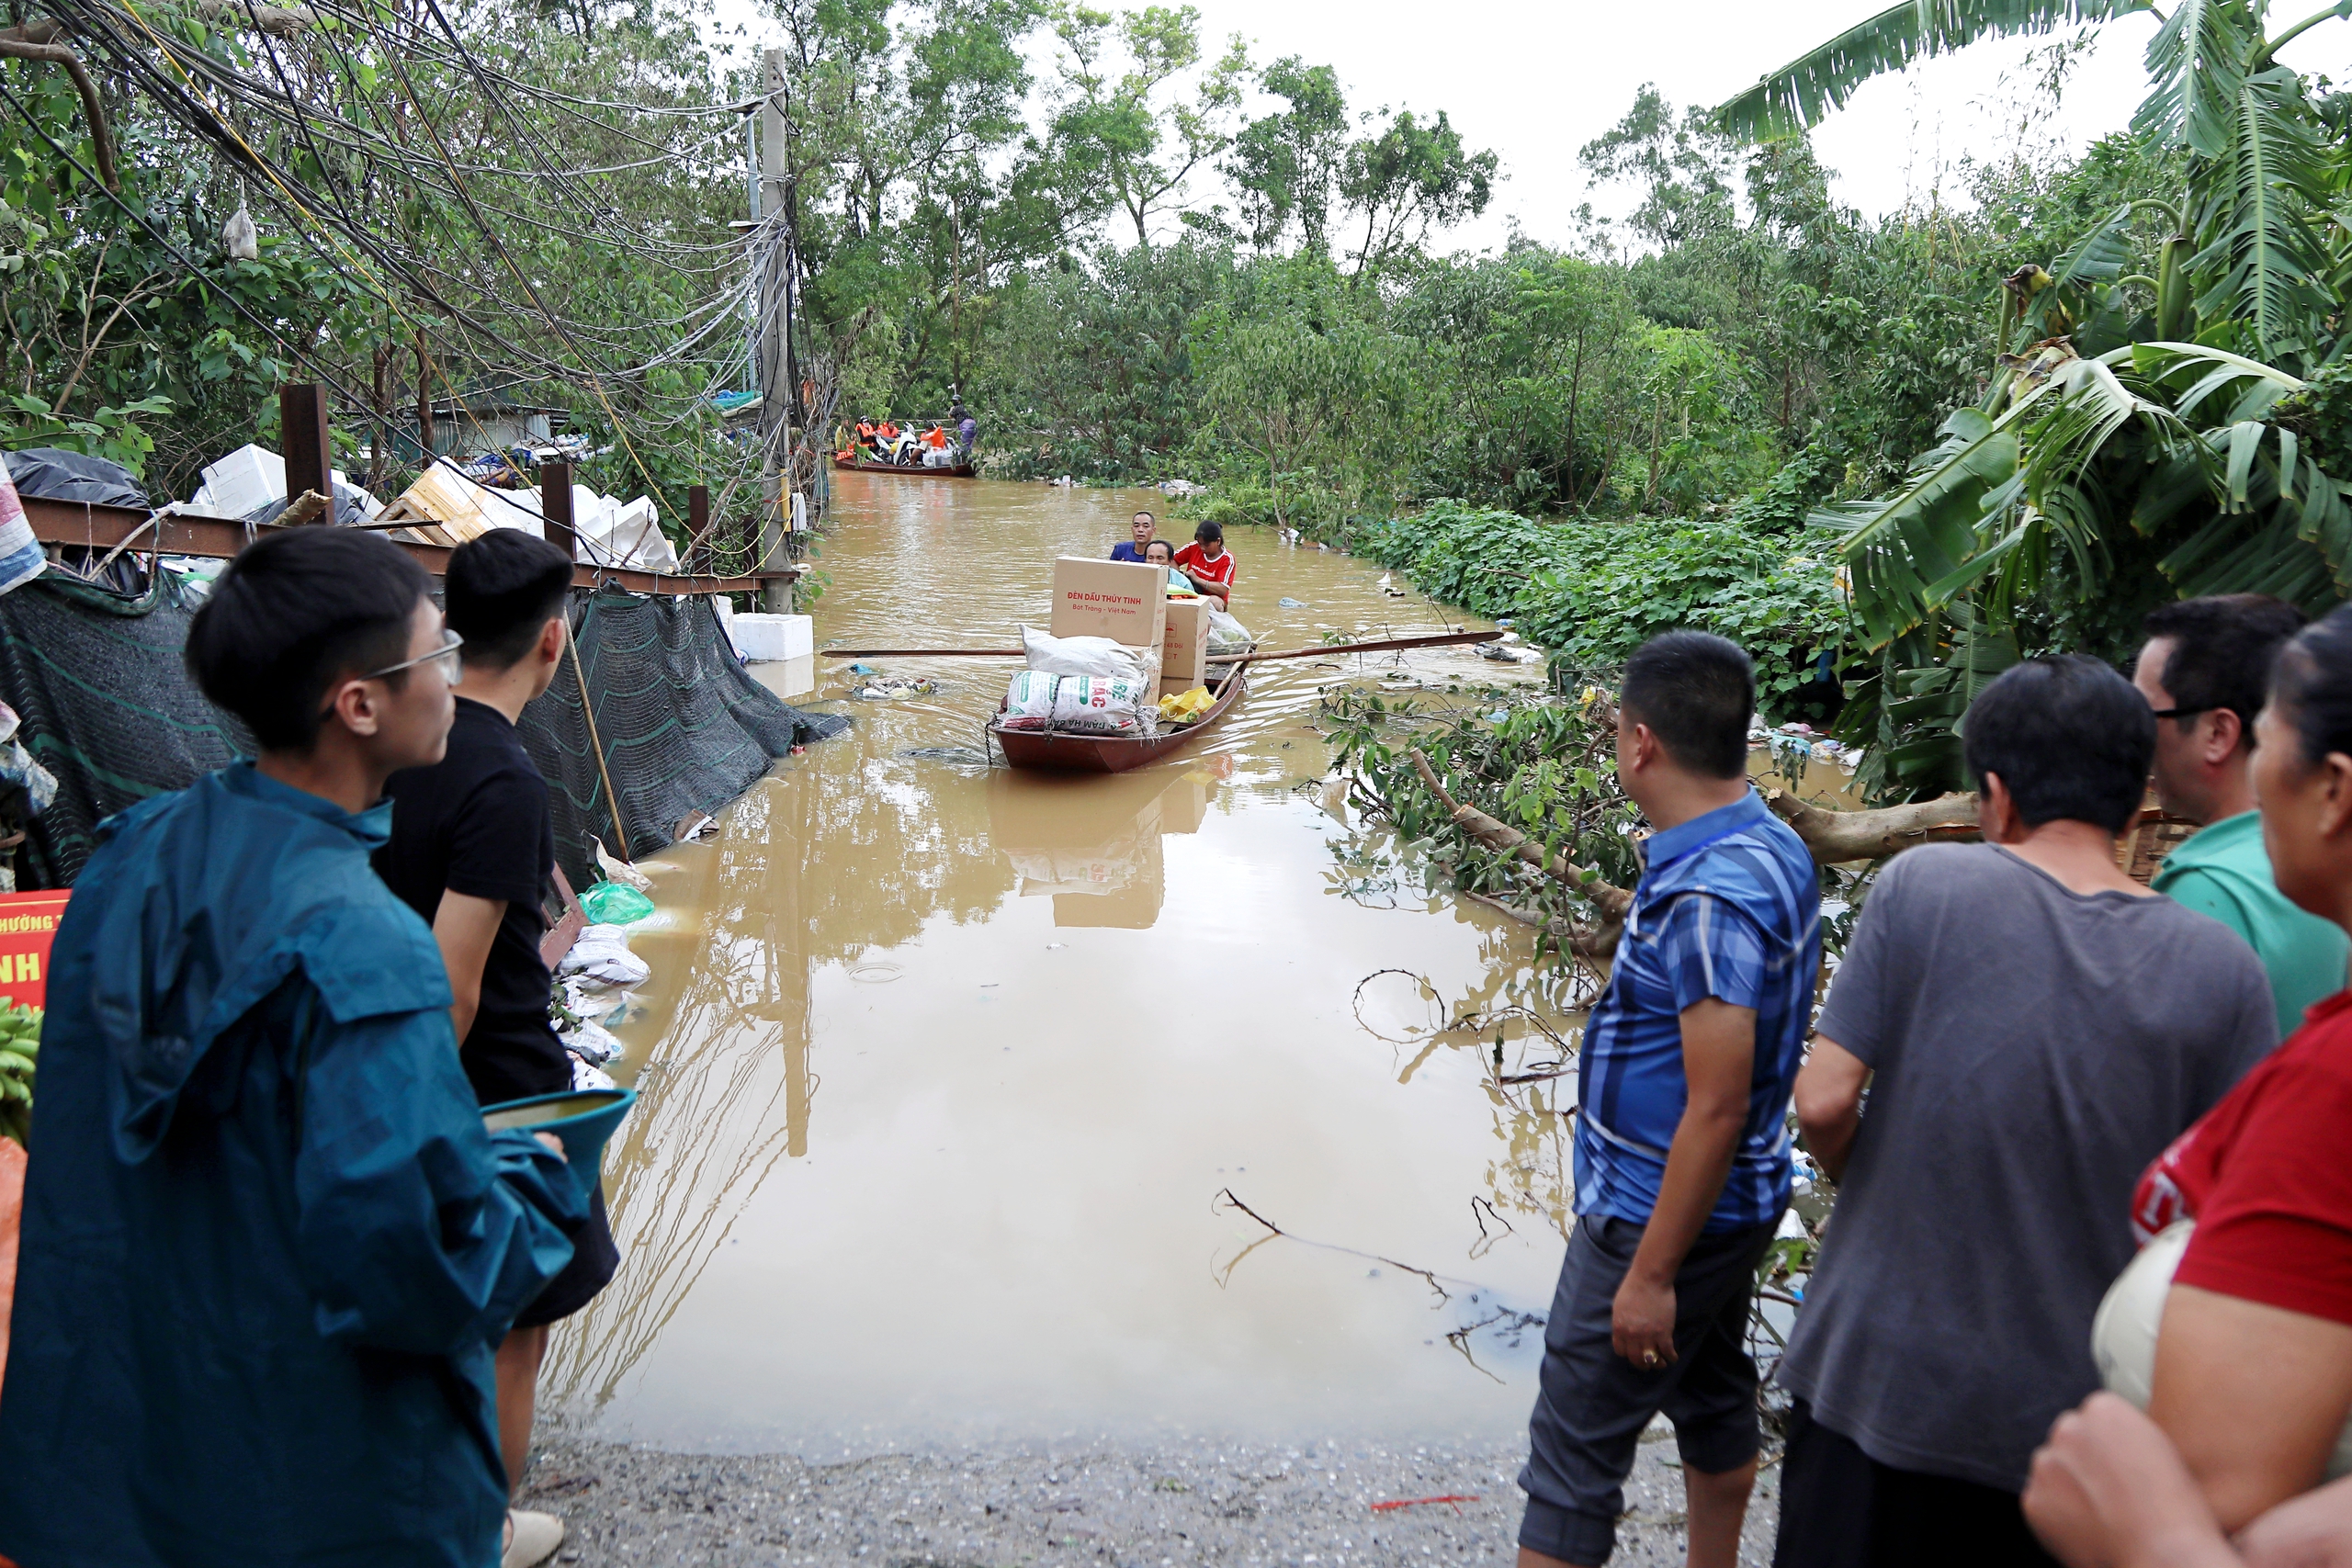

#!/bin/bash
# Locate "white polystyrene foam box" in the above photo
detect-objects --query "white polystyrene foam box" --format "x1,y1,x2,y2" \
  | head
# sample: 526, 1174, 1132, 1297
731, 613, 811, 661
190, 444, 368, 516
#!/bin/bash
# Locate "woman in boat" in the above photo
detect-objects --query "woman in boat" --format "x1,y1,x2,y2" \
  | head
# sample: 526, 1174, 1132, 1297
1173, 521, 1236, 608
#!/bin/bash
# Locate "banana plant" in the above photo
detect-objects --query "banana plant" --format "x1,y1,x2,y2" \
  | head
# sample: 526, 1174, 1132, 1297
1815, 342, 2352, 790
1721, 0, 2352, 796
1718, 0, 2352, 367
1819, 342, 2351, 642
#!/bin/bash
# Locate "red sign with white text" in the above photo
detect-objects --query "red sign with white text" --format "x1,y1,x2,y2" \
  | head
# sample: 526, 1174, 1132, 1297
0, 891, 68, 1010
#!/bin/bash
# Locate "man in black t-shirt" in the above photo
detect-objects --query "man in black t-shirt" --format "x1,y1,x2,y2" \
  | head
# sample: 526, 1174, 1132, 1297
375, 529, 618, 1568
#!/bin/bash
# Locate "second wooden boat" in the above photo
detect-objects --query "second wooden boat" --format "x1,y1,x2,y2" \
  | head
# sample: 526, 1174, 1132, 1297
832, 451, 978, 479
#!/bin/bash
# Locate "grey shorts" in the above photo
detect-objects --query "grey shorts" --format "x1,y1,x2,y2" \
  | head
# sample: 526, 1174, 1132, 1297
1518, 1211, 1781, 1565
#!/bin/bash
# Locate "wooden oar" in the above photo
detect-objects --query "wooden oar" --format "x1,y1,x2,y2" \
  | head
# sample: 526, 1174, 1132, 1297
822, 629, 1505, 661
821, 647, 1026, 657
1217, 629, 1501, 664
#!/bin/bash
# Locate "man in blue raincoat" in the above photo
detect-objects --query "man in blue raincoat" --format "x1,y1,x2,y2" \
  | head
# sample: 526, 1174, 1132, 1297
0, 527, 583, 1568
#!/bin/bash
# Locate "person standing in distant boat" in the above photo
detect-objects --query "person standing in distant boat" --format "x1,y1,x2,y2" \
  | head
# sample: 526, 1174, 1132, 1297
1173, 521, 1235, 609
954, 404, 978, 458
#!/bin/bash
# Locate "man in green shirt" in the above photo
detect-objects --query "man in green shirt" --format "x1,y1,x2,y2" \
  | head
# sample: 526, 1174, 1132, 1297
2134, 594, 2350, 1038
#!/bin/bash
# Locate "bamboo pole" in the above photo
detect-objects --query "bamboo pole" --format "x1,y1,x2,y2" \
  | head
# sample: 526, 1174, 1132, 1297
565, 619, 635, 865
820, 630, 1504, 661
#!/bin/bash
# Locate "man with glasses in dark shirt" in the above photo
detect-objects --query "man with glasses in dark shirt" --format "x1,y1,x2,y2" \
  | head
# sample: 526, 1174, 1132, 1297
376, 529, 620, 1568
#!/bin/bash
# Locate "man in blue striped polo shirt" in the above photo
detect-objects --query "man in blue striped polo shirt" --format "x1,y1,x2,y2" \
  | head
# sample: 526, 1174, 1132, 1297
1519, 631, 1822, 1568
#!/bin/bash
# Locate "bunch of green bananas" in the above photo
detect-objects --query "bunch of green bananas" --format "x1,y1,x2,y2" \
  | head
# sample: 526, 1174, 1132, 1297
0, 1002, 39, 1146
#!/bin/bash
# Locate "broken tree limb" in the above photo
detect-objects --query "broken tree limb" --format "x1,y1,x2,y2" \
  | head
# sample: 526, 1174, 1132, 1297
0, 37, 116, 189
1464, 890, 1621, 961
1764, 786, 1981, 863
1409, 750, 1635, 921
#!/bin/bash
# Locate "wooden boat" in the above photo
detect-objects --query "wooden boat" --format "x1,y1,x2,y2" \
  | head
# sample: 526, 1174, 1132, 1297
832, 450, 978, 479
989, 664, 1246, 773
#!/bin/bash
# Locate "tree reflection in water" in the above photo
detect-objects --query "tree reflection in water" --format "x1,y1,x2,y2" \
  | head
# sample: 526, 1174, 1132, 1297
545, 750, 1240, 1408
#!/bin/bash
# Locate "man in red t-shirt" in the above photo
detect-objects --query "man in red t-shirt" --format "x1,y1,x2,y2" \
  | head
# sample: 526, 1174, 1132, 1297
1172, 522, 1234, 608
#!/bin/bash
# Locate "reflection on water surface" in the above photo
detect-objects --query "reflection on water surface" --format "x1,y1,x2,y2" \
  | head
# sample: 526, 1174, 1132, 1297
546, 475, 1581, 1453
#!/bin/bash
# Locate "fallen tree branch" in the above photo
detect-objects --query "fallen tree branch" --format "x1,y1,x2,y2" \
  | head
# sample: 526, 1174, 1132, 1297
1463, 890, 1620, 961
1409, 750, 1634, 920
1764, 786, 1980, 863
0, 36, 115, 188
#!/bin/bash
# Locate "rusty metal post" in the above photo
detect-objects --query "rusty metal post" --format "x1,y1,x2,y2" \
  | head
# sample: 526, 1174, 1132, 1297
414, 332, 434, 460
541, 459, 575, 557
280, 383, 332, 517
688, 484, 709, 572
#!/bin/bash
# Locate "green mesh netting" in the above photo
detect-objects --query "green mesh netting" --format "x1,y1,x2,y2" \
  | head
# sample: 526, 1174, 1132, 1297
0, 572, 249, 888
514, 590, 845, 891
0, 570, 842, 891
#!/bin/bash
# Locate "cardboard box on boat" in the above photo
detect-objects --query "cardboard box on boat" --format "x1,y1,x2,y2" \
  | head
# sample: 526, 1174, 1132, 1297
1160, 597, 1210, 690
1049, 558, 1167, 649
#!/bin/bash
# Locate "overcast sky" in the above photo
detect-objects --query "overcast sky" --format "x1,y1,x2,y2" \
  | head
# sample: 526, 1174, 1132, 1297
718, 2, 2350, 251
1178, 0, 2168, 250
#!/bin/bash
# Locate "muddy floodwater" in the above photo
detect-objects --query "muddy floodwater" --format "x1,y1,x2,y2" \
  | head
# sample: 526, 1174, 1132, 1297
546, 473, 1588, 1457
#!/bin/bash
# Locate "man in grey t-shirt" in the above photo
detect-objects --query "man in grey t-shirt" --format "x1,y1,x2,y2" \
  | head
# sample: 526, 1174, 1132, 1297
1770, 656, 2276, 1568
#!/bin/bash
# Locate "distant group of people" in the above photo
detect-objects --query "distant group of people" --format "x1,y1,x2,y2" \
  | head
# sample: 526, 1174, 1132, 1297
1111, 509, 1233, 608
0, 527, 617, 1568
843, 405, 978, 468
1518, 597, 2352, 1568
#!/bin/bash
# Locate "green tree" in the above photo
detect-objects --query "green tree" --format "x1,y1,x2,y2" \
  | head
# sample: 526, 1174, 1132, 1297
1223, 56, 1348, 254
1044, 3, 1250, 248
1192, 256, 1426, 529
1721, 0, 2352, 795
1338, 107, 1498, 276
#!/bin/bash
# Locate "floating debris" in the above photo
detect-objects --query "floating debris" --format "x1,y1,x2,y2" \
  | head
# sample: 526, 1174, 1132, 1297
1278, 596, 1307, 608
852, 676, 939, 700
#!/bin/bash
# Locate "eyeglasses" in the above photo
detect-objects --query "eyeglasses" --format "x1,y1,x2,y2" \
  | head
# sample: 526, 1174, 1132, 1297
359, 631, 465, 687
2149, 705, 2211, 722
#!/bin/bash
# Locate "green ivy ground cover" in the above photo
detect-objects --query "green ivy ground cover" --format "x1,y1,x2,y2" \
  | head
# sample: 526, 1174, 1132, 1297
1359, 500, 1851, 719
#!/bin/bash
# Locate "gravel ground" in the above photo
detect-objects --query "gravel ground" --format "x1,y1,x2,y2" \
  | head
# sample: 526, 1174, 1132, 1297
518, 1422, 1781, 1567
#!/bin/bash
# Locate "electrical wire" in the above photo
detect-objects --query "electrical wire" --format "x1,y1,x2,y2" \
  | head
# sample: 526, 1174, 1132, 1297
10, 0, 790, 497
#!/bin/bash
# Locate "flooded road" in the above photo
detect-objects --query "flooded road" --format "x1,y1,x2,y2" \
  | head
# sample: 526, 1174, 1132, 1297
547, 474, 1583, 1456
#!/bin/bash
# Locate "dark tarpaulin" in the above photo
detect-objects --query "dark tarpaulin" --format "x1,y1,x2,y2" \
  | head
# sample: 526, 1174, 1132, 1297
517, 590, 847, 892
240, 484, 379, 529
0, 571, 842, 890
0, 572, 248, 888
1, 446, 151, 508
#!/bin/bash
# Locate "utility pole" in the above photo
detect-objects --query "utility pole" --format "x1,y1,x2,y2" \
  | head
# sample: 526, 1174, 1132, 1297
755, 47, 793, 614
